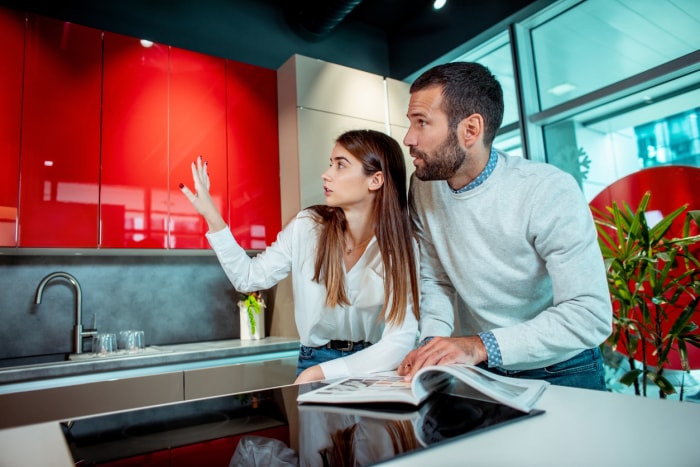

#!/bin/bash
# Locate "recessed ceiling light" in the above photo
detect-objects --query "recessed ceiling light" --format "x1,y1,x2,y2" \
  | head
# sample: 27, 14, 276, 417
433, 0, 447, 10
547, 83, 576, 96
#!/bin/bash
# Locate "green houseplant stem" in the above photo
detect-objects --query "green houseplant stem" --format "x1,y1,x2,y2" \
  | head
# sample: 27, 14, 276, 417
592, 191, 700, 398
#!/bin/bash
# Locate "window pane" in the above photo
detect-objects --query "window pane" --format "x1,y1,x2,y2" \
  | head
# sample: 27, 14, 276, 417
452, 34, 519, 127
542, 70, 700, 201
532, 0, 700, 109
494, 130, 523, 158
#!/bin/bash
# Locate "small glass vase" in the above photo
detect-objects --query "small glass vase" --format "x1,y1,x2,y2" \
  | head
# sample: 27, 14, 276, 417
237, 299, 265, 340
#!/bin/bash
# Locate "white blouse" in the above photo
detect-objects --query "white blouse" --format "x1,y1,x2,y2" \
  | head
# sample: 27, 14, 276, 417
206, 210, 419, 380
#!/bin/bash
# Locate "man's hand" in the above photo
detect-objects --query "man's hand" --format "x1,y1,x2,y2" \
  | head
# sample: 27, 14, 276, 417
397, 336, 488, 380
294, 365, 325, 384
179, 155, 227, 233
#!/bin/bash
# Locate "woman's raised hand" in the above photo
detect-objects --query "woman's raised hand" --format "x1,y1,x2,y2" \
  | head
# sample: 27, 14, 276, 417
179, 155, 227, 233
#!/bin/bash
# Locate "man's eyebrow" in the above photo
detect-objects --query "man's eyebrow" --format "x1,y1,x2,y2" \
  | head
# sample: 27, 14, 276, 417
407, 109, 427, 119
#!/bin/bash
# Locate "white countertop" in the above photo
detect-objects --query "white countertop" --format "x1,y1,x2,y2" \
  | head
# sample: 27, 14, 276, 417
2, 384, 699, 466
380, 384, 700, 466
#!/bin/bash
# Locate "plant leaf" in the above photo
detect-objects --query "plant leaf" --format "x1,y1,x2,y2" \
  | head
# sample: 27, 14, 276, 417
667, 297, 699, 337
645, 372, 677, 395
619, 369, 643, 386
648, 204, 687, 244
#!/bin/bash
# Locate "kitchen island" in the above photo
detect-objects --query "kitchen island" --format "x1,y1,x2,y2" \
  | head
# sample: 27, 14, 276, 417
1, 379, 699, 466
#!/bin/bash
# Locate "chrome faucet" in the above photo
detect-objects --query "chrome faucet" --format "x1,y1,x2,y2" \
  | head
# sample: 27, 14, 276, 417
34, 271, 96, 354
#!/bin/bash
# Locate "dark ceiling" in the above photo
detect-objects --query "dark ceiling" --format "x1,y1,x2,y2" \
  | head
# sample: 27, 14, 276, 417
279, 0, 541, 68
282, 0, 439, 38
281, 0, 543, 79
0, 0, 543, 80
348, 0, 436, 31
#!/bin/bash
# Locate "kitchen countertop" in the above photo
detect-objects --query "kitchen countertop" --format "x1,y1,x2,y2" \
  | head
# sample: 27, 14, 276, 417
2, 381, 700, 466
0, 337, 300, 387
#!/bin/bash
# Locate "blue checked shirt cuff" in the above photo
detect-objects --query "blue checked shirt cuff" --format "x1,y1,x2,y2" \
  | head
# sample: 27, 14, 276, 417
478, 331, 503, 368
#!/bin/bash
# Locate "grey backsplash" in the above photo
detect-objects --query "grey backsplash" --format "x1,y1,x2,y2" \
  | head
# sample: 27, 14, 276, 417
0, 253, 275, 363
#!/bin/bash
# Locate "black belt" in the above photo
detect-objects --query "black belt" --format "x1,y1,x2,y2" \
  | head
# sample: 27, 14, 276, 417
323, 340, 369, 351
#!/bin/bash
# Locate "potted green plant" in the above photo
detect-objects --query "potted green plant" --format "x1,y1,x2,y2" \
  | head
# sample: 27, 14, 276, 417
592, 191, 700, 398
238, 291, 265, 340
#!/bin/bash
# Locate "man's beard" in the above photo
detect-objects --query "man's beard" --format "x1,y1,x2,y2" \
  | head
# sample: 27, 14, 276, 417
411, 130, 466, 181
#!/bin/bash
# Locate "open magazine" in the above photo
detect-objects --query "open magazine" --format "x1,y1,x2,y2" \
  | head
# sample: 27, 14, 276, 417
296, 364, 549, 413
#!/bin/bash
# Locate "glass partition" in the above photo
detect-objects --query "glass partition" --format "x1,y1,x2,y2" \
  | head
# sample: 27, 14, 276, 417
531, 0, 700, 110
543, 69, 700, 201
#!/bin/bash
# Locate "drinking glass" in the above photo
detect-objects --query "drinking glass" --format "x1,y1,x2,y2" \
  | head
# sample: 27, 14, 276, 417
126, 330, 145, 353
93, 333, 117, 355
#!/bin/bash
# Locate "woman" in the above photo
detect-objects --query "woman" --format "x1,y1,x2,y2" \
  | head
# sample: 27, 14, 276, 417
179, 129, 419, 383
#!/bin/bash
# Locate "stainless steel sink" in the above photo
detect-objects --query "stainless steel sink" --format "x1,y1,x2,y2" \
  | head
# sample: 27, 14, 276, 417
66, 340, 246, 361
67, 346, 171, 361
149, 340, 249, 353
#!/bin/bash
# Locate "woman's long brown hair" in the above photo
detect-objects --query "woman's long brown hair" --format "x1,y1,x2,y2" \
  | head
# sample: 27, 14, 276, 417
309, 129, 419, 326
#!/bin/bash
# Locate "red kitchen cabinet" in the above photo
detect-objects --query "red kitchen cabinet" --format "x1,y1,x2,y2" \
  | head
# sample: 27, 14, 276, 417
96, 425, 289, 466
18, 14, 102, 247
101, 32, 169, 248
226, 61, 281, 249
0, 8, 24, 246
170, 426, 289, 466
97, 449, 170, 467
169, 435, 238, 467
168, 47, 228, 249
2, 6, 281, 250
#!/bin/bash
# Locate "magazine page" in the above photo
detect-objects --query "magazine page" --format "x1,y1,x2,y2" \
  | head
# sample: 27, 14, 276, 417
297, 373, 420, 405
415, 364, 549, 413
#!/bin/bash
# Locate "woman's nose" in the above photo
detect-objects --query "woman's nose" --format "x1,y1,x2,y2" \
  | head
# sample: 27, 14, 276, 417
321, 167, 331, 180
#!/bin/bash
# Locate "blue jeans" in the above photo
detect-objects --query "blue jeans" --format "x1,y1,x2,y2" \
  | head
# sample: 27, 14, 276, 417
296, 343, 372, 376
480, 347, 607, 391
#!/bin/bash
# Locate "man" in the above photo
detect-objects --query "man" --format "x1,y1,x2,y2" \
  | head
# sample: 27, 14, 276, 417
398, 62, 612, 390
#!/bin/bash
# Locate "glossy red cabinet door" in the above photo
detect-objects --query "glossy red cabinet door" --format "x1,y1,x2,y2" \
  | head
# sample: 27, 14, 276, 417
3, 7, 281, 250
101, 32, 169, 248
168, 47, 228, 249
0, 8, 24, 246
18, 14, 101, 247
226, 61, 281, 249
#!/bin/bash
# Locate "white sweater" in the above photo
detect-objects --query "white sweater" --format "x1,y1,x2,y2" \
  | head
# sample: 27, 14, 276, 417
206, 211, 418, 380
410, 151, 612, 370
